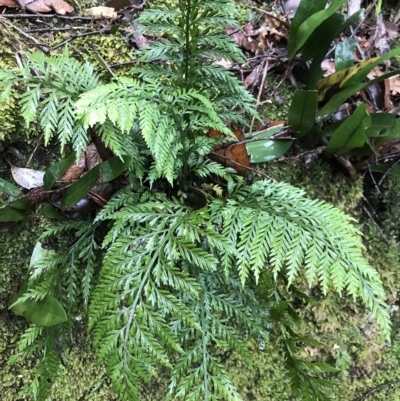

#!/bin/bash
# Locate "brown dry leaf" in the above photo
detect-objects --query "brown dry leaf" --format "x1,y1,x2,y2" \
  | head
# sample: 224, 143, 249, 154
208, 128, 250, 176
372, 14, 399, 54
368, 67, 400, 95
224, 23, 254, 52
85, 6, 117, 19
263, 12, 289, 38
61, 144, 102, 182
11, 166, 44, 190
130, 21, 149, 49
17, 0, 73, 14
0, 0, 18, 7
244, 65, 261, 89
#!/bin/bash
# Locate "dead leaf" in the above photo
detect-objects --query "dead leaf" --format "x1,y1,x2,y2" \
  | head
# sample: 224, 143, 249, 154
321, 59, 336, 76
11, 166, 44, 190
17, 0, 73, 15
208, 128, 250, 176
60, 144, 102, 182
244, 66, 261, 89
85, 6, 117, 19
130, 21, 149, 49
0, 0, 18, 7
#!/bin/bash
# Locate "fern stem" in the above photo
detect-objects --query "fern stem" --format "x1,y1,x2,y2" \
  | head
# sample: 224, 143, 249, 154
200, 294, 209, 400
183, 0, 191, 89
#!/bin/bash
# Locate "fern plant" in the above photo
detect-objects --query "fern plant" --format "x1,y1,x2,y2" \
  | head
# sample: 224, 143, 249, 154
0, 0, 391, 400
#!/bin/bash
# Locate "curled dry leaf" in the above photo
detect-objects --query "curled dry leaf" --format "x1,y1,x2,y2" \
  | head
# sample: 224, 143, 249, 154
208, 128, 250, 176
16, 0, 73, 15
11, 166, 45, 190
60, 143, 102, 182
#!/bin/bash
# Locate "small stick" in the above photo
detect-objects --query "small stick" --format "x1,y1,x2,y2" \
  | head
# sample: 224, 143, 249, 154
52, 30, 104, 50
26, 133, 44, 168
0, 18, 49, 52
0, 13, 95, 21
378, 159, 400, 187
25, 26, 92, 33
88, 41, 115, 77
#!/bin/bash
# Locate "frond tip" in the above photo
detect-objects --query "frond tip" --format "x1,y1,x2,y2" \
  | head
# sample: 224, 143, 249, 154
210, 179, 391, 339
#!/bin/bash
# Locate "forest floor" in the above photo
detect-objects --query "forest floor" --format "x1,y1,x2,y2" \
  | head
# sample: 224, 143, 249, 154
1, 1, 400, 400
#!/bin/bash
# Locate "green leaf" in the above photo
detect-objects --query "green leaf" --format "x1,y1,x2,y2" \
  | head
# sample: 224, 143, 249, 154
29, 241, 54, 269
44, 152, 77, 191
0, 177, 28, 210
288, 90, 318, 138
288, 0, 327, 60
246, 127, 292, 163
345, 47, 400, 86
371, 163, 400, 176
366, 113, 397, 138
335, 38, 357, 71
318, 69, 400, 117
0, 206, 26, 222
99, 155, 131, 182
10, 291, 67, 327
288, 0, 347, 61
61, 165, 100, 210
301, 13, 345, 62
43, 204, 64, 220
325, 103, 371, 155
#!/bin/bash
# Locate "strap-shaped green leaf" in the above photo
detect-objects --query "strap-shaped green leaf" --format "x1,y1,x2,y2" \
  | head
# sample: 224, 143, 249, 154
61, 165, 100, 209
288, 0, 347, 61
44, 152, 77, 190
288, 90, 318, 138
325, 103, 370, 155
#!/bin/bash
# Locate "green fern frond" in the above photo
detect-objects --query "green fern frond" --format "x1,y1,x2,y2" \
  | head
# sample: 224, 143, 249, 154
210, 179, 391, 337
0, 50, 99, 154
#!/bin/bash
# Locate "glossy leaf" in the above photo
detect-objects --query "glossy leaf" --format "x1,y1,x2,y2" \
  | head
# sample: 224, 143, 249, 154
375, 117, 400, 144
246, 127, 293, 163
325, 103, 370, 155
366, 113, 396, 138
44, 152, 77, 191
288, 0, 327, 60
345, 47, 400, 86
318, 70, 400, 117
0, 178, 28, 221
301, 13, 345, 62
306, 10, 363, 89
10, 289, 67, 327
288, 90, 318, 138
99, 155, 131, 182
61, 165, 100, 210
335, 38, 357, 71
288, 0, 347, 61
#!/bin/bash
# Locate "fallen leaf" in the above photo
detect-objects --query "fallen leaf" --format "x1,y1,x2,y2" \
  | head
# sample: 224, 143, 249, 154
84, 6, 118, 19
60, 143, 101, 182
321, 59, 336, 76
17, 0, 73, 15
11, 166, 44, 190
0, 0, 18, 7
208, 128, 250, 175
